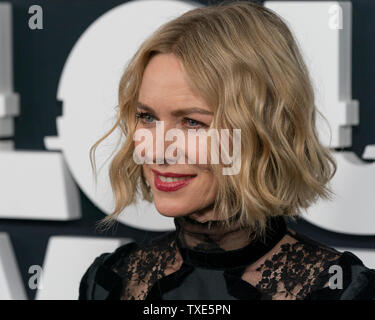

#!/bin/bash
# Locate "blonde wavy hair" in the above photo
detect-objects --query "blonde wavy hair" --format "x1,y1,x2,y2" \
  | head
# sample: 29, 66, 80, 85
90, 0, 337, 238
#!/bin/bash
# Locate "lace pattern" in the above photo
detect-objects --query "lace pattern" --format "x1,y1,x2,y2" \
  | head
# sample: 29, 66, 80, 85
250, 230, 342, 300
110, 225, 344, 300
112, 233, 182, 300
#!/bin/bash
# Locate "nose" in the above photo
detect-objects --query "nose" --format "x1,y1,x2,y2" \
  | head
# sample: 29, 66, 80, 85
152, 120, 186, 165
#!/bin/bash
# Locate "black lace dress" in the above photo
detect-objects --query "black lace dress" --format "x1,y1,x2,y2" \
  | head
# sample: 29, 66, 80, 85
78, 215, 375, 300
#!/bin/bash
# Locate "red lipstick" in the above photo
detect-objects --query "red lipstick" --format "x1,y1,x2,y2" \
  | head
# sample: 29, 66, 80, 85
151, 169, 197, 192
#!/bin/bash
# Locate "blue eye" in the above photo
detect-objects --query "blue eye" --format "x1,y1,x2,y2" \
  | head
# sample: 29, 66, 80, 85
184, 118, 207, 129
135, 112, 155, 123
187, 119, 198, 126
135, 111, 208, 129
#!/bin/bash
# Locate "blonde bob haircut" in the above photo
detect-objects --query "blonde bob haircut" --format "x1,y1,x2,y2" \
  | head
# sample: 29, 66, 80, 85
90, 0, 337, 238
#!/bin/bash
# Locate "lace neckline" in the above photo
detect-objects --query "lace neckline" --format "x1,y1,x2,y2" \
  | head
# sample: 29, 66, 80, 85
173, 214, 287, 269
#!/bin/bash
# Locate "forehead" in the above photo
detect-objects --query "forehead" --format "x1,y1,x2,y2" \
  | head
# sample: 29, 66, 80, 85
138, 53, 209, 111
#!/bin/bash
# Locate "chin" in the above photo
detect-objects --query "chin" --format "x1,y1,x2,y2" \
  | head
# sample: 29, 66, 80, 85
154, 200, 192, 218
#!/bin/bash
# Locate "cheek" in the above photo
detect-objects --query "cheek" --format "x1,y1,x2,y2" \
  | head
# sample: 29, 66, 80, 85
141, 165, 153, 187
194, 171, 218, 194
186, 135, 211, 165
142, 165, 151, 180
187, 133, 225, 166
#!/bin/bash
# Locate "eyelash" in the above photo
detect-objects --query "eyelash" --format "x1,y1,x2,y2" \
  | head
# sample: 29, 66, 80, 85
135, 111, 208, 129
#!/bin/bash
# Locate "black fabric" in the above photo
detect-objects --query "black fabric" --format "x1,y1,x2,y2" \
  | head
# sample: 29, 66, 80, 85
174, 215, 287, 269
161, 267, 237, 300
146, 262, 195, 301
303, 251, 370, 300
78, 215, 375, 300
78, 252, 111, 300
78, 242, 138, 300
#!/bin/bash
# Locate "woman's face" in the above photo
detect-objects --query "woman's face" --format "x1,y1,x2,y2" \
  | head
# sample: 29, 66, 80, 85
135, 53, 219, 222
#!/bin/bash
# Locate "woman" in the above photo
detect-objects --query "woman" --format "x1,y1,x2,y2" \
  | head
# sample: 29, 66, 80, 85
79, 1, 375, 300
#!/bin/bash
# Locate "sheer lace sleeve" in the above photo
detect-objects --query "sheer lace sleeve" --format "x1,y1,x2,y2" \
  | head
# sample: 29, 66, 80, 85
240, 228, 344, 300
111, 232, 183, 300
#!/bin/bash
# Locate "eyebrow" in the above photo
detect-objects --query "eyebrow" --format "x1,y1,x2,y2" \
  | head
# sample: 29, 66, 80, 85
136, 102, 213, 117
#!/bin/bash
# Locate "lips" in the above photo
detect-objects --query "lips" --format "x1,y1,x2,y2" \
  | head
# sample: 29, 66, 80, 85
151, 169, 197, 192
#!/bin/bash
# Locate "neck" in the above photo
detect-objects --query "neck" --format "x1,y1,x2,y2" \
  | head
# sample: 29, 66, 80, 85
173, 213, 287, 269
174, 212, 257, 252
